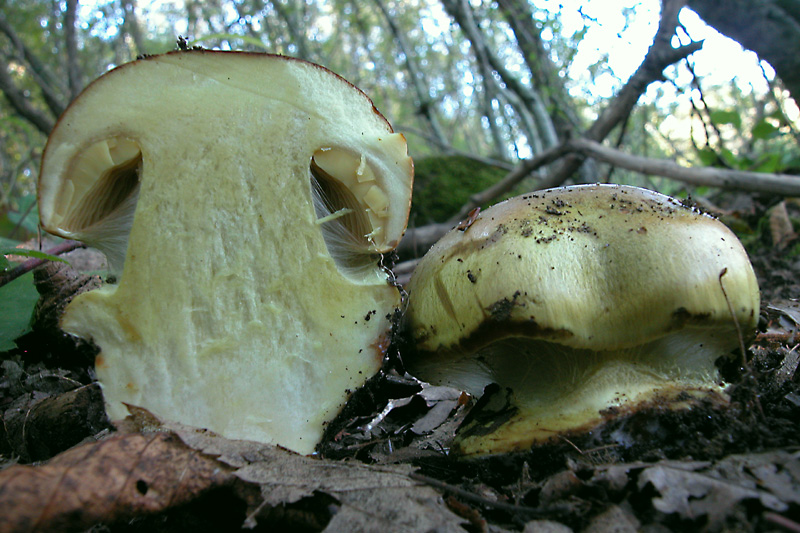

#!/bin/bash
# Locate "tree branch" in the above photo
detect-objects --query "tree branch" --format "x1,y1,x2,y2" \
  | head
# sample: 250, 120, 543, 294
398, 137, 800, 257
0, 14, 66, 117
538, 0, 701, 190
0, 57, 55, 135
372, 0, 450, 148
568, 138, 800, 196
64, 0, 84, 101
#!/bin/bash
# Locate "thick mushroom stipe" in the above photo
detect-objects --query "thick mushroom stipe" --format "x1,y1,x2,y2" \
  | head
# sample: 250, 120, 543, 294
38, 51, 413, 455
404, 184, 759, 455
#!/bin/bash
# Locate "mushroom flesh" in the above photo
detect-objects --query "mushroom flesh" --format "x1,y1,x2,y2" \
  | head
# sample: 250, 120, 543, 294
38, 51, 413, 454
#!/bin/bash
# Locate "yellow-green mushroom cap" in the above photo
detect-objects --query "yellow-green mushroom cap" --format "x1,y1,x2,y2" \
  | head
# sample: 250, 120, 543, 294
404, 184, 759, 455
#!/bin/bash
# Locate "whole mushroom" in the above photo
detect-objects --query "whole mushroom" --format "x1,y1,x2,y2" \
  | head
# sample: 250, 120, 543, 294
38, 50, 413, 454
403, 184, 759, 455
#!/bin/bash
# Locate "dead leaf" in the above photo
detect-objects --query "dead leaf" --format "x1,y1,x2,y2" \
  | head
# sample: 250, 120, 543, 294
769, 201, 797, 250
168, 421, 469, 531
0, 431, 236, 532
637, 453, 793, 529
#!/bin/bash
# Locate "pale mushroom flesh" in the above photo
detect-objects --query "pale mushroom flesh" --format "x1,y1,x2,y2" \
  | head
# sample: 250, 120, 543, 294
38, 51, 414, 454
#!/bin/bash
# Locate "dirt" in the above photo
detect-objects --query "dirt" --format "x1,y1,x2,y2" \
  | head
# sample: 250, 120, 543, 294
1, 192, 799, 532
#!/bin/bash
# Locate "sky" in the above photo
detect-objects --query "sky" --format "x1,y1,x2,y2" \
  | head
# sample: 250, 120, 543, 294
546, 0, 772, 101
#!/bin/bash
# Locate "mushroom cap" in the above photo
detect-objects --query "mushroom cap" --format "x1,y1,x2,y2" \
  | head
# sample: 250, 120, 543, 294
403, 184, 760, 454
37, 51, 413, 454
39, 51, 413, 264
406, 184, 759, 355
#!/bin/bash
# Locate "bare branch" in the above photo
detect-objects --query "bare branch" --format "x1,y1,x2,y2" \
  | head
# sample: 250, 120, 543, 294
372, 0, 450, 148
496, 0, 581, 138
0, 57, 55, 135
568, 138, 800, 196
442, 0, 557, 151
539, 0, 701, 189
0, 15, 66, 117
399, 136, 800, 257
64, 0, 83, 101
447, 142, 573, 222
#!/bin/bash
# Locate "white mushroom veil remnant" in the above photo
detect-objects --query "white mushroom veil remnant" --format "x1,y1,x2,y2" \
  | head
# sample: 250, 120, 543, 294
38, 51, 414, 455
403, 184, 759, 455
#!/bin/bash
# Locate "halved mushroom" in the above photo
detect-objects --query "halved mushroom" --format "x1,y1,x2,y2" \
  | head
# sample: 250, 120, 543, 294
403, 184, 759, 455
38, 50, 413, 454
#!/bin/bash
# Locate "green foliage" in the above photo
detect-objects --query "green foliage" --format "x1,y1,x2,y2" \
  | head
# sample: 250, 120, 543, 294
0, 272, 38, 351
1, 248, 69, 272
410, 155, 507, 225
708, 109, 742, 129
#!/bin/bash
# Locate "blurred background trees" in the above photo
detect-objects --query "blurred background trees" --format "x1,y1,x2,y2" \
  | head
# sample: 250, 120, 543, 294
2, 0, 800, 256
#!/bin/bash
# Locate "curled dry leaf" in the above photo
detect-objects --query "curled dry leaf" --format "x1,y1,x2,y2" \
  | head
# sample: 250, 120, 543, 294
0, 407, 468, 532
165, 416, 469, 532
0, 432, 237, 532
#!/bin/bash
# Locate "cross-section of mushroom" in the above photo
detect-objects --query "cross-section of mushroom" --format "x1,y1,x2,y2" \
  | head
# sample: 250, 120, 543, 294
403, 184, 759, 455
37, 50, 413, 454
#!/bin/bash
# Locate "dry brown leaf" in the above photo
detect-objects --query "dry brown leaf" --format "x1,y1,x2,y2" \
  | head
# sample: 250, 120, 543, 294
636, 452, 796, 529
768, 201, 797, 250
0, 406, 469, 532
0, 431, 236, 532
166, 419, 469, 532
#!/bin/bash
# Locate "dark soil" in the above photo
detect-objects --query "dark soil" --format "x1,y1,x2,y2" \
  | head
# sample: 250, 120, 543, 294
2, 192, 800, 532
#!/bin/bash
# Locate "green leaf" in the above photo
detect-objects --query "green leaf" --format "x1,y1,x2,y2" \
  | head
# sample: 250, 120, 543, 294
0, 272, 39, 352
0, 255, 9, 272
753, 153, 782, 173
718, 147, 743, 169
752, 119, 779, 141
696, 148, 719, 167
709, 109, 741, 129
7, 195, 40, 236
1, 248, 71, 265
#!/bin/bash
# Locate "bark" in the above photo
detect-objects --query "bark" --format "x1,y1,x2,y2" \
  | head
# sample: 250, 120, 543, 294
121, 0, 147, 57
444, 0, 558, 152
398, 135, 800, 256
538, 0, 701, 190
496, 0, 581, 140
0, 15, 66, 117
570, 137, 800, 196
372, 0, 450, 148
687, 0, 800, 104
0, 57, 55, 135
64, 0, 83, 101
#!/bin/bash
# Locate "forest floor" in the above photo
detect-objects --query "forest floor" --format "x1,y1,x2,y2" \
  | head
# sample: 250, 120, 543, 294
0, 190, 799, 532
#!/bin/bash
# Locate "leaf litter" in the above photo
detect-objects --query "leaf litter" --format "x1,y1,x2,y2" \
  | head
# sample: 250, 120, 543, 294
1, 195, 800, 531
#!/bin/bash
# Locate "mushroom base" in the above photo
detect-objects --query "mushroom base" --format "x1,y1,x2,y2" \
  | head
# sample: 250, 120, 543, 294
407, 327, 739, 455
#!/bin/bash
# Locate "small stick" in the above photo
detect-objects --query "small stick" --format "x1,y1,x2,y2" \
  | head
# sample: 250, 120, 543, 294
718, 268, 747, 367
0, 240, 85, 288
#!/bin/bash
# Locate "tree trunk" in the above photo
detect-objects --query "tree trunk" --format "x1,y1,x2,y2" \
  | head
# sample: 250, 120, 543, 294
687, 0, 800, 104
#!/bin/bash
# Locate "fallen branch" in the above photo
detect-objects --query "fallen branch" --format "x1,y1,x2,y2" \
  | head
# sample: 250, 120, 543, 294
569, 138, 800, 196
397, 138, 800, 258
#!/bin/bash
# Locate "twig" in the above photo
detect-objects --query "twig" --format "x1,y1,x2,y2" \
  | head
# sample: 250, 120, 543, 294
765, 512, 800, 533
0, 240, 85, 288
409, 471, 571, 517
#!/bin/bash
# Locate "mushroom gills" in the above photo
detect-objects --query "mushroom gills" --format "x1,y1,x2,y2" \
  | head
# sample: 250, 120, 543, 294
54, 137, 143, 274
409, 325, 736, 452
310, 149, 382, 281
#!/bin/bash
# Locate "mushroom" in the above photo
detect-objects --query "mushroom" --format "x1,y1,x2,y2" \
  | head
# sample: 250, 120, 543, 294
403, 184, 759, 455
38, 50, 413, 454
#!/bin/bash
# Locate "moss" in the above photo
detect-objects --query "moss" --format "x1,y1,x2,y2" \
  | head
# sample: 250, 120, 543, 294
409, 155, 507, 225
